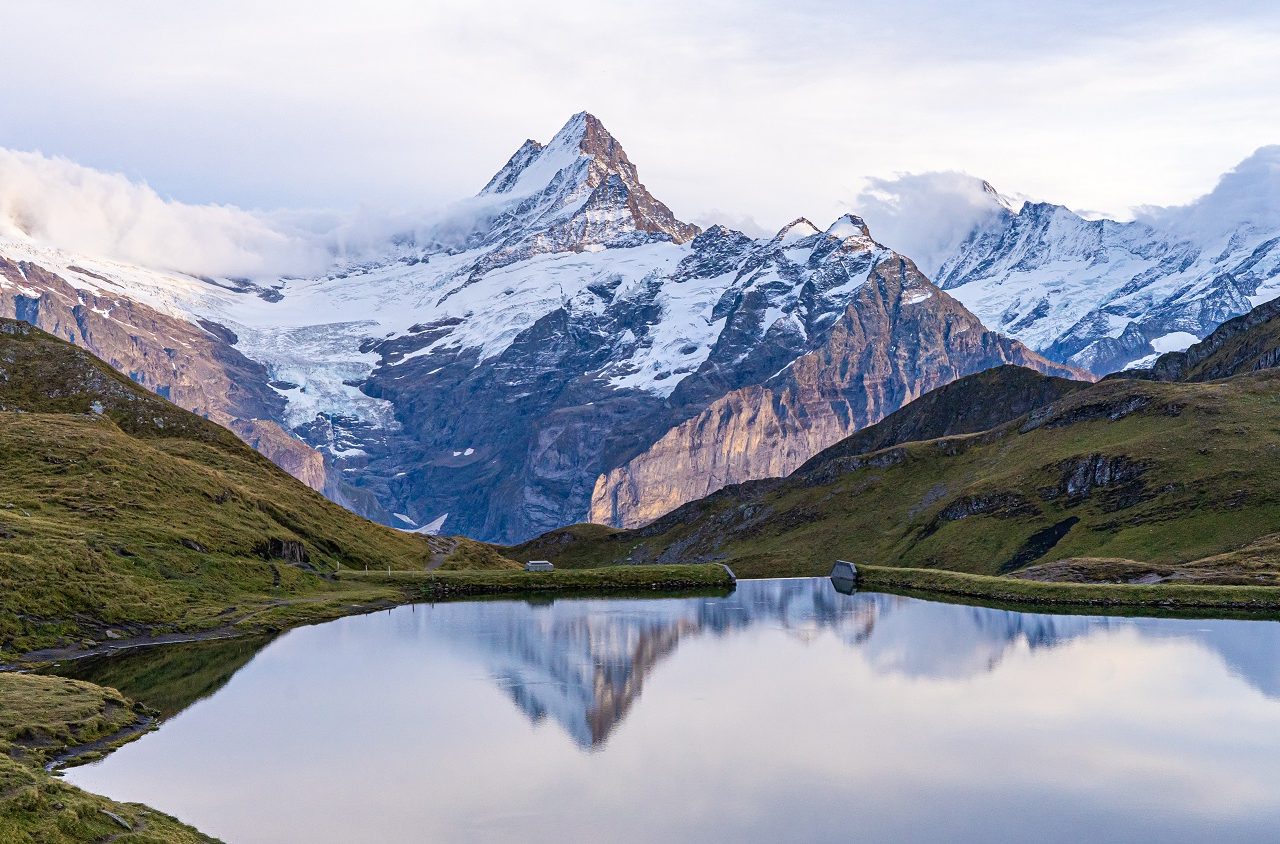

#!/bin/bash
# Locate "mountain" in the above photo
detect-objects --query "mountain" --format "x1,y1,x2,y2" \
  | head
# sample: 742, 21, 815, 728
933, 147, 1280, 374
0, 112, 1083, 543
519, 327, 1280, 581
589, 245, 1085, 529
0, 318, 448, 659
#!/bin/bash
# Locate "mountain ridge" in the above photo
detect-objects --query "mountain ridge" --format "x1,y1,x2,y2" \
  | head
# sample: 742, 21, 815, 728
1, 115, 1274, 542
932, 147, 1280, 373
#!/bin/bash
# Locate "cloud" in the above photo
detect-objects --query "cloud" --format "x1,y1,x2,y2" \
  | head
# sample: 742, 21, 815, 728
0, 147, 517, 278
3, 2, 1279, 233
0, 148, 327, 278
851, 172, 1015, 277
1134, 145, 1280, 238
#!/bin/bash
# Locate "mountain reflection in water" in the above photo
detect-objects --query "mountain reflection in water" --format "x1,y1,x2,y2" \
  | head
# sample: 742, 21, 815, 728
61, 578, 1280, 844
413, 579, 1280, 746
62, 579, 1280, 751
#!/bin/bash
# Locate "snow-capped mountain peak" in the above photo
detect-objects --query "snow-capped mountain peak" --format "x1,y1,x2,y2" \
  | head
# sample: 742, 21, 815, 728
825, 213, 873, 242
773, 217, 822, 245
930, 146, 1280, 373
478, 138, 545, 195
474, 112, 698, 256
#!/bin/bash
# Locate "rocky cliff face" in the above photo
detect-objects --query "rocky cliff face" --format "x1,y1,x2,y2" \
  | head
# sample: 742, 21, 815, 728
590, 253, 1086, 528
229, 418, 327, 492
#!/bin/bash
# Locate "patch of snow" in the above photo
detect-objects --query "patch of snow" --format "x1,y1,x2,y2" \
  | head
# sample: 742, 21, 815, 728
1123, 353, 1161, 370
412, 513, 449, 535
1150, 331, 1199, 353
393, 513, 415, 525
774, 218, 821, 246
825, 214, 867, 240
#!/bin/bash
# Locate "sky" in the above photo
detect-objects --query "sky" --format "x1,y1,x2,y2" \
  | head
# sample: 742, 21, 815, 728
2, 0, 1279, 265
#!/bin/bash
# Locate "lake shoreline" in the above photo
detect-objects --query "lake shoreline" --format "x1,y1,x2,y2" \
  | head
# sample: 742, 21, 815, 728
853, 564, 1280, 617
8, 564, 736, 671
343, 563, 737, 601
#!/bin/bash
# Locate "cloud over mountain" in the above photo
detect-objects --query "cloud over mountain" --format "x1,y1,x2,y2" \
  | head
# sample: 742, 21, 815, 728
0, 148, 326, 278
851, 171, 1016, 278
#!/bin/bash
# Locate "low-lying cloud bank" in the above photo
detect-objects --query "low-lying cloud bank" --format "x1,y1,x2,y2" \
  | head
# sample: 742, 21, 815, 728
4, 143, 1278, 283
0, 148, 331, 278
1134, 145, 1280, 239
0, 147, 516, 279
852, 171, 1018, 277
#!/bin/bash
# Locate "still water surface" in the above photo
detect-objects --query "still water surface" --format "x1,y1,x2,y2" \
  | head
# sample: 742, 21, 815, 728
61, 578, 1280, 842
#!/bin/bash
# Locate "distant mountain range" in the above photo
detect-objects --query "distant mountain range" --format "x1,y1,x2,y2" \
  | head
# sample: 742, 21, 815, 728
1, 116, 1277, 542
933, 147, 1280, 374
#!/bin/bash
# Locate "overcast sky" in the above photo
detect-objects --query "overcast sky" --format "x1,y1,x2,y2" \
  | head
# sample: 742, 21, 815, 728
3, 0, 1280, 234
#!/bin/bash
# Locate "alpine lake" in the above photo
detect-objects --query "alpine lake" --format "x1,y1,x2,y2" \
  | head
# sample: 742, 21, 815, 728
49, 578, 1280, 843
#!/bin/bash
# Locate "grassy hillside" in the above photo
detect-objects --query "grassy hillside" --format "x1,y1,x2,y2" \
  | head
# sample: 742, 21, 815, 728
795, 365, 1089, 475
517, 370, 1280, 582
0, 672, 216, 842
0, 319, 454, 660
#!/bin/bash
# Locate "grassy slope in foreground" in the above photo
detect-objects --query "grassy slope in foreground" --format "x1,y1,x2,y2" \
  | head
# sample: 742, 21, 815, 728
0, 672, 216, 843
0, 318, 455, 660
516, 371, 1280, 586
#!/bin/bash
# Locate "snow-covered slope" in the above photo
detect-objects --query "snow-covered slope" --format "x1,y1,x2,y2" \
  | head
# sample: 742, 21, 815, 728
934, 147, 1280, 374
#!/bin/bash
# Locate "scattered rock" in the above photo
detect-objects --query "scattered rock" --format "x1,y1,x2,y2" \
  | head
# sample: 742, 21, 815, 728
1040, 454, 1148, 509
259, 538, 309, 565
